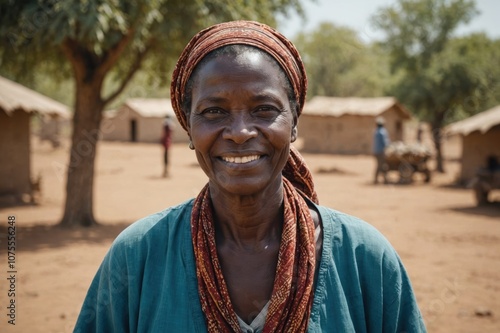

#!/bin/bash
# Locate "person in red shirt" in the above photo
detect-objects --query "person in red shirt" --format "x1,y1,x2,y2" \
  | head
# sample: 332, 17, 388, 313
161, 115, 174, 177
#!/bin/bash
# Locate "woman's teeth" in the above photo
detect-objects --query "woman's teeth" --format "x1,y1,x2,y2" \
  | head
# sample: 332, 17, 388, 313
222, 155, 260, 164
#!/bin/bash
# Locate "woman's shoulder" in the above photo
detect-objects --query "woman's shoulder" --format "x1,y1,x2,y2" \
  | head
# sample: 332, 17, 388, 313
317, 205, 380, 233
315, 204, 397, 258
314, 205, 408, 289
111, 199, 194, 251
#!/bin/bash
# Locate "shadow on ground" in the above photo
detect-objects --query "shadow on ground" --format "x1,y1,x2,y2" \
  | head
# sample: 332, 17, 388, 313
315, 166, 357, 175
447, 202, 500, 218
435, 182, 470, 190
0, 221, 131, 252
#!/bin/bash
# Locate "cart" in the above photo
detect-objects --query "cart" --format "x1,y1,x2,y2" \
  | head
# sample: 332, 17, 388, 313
470, 156, 500, 205
384, 142, 432, 184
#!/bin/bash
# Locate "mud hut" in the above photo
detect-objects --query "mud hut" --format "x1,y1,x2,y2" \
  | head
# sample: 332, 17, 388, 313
445, 105, 500, 183
100, 98, 188, 143
299, 96, 412, 154
0, 76, 70, 203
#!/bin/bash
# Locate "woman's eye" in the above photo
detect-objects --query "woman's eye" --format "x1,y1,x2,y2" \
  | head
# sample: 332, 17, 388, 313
254, 106, 280, 117
204, 108, 222, 114
257, 106, 272, 111
201, 108, 225, 118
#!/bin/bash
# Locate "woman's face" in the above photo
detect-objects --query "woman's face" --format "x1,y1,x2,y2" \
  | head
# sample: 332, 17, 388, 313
188, 50, 297, 197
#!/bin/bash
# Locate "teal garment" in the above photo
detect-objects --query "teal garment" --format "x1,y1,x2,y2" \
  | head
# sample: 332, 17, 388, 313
74, 199, 426, 333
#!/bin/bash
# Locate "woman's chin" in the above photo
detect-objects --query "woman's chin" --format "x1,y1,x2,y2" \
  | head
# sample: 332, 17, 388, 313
209, 177, 280, 198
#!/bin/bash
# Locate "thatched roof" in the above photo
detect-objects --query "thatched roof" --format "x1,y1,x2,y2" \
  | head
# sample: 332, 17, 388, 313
123, 98, 175, 118
303, 96, 412, 119
446, 105, 500, 136
0, 76, 70, 117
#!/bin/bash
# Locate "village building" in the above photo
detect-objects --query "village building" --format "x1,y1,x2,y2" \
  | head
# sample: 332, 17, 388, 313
0, 76, 70, 203
100, 98, 189, 144
445, 105, 500, 184
298, 96, 412, 154
38, 112, 71, 148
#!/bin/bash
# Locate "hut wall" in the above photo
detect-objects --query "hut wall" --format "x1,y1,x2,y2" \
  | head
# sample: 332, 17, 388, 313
100, 107, 188, 143
100, 107, 132, 141
380, 108, 406, 142
171, 122, 190, 143
0, 110, 31, 196
299, 115, 372, 154
138, 116, 188, 143
460, 125, 500, 182
299, 108, 406, 154
137, 116, 163, 143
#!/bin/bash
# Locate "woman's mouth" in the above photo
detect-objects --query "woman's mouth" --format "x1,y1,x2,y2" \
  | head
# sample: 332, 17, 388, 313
221, 155, 261, 164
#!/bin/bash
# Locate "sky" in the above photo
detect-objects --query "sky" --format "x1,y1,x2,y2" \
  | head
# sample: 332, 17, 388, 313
277, 0, 500, 42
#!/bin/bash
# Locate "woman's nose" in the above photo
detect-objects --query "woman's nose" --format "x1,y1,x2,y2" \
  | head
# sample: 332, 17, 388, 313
222, 113, 258, 144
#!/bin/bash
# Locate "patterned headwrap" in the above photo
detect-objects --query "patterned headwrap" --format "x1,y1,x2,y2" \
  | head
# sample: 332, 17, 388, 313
170, 20, 318, 332
171, 20, 308, 130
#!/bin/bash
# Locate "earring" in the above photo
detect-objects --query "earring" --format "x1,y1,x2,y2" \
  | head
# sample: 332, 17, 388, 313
188, 141, 194, 150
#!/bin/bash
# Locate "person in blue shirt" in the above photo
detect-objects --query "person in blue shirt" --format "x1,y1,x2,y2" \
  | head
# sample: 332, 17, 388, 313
373, 116, 391, 184
74, 21, 426, 332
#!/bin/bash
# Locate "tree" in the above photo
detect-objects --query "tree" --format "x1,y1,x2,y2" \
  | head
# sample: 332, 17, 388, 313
294, 22, 392, 98
0, 0, 305, 227
445, 34, 500, 118
371, 0, 479, 172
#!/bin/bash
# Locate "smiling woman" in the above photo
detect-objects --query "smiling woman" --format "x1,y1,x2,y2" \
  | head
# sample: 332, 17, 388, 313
74, 21, 427, 333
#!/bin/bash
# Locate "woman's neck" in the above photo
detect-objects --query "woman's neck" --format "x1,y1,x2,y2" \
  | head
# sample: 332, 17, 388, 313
210, 183, 284, 251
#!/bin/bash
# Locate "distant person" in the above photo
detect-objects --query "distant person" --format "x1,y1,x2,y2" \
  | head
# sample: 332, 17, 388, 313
373, 116, 390, 184
416, 122, 423, 143
161, 115, 174, 177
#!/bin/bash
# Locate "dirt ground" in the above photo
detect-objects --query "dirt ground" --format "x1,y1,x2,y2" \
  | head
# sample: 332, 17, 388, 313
0, 136, 499, 333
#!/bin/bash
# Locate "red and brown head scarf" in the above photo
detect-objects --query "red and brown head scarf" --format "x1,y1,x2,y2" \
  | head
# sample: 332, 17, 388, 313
171, 20, 307, 129
170, 20, 318, 332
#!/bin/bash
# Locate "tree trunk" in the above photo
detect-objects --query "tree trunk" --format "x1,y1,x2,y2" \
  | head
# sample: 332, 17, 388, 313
59, 79, 104, 227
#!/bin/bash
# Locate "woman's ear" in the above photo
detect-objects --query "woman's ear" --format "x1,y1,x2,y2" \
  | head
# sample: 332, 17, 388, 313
291, 115, 298, 142
291, 125, 298, 143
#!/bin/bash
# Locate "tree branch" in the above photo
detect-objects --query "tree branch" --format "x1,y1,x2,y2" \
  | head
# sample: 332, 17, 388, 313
61, 38, 90, 83
97, 29, 136, 78
102, 44, 151, 106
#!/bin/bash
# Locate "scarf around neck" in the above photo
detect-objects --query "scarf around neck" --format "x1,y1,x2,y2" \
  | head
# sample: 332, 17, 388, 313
191, 176, 316, 332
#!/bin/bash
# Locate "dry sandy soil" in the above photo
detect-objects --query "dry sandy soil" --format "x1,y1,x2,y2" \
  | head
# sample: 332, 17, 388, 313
0, 137, 499, 333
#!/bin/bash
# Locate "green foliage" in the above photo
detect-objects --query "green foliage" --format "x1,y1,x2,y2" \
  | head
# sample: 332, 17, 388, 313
0, 0, 304, 104
372, 0, 478, 74
294, 22, 393, 98
447, 34, 500, 118
370, 0, 500, 123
